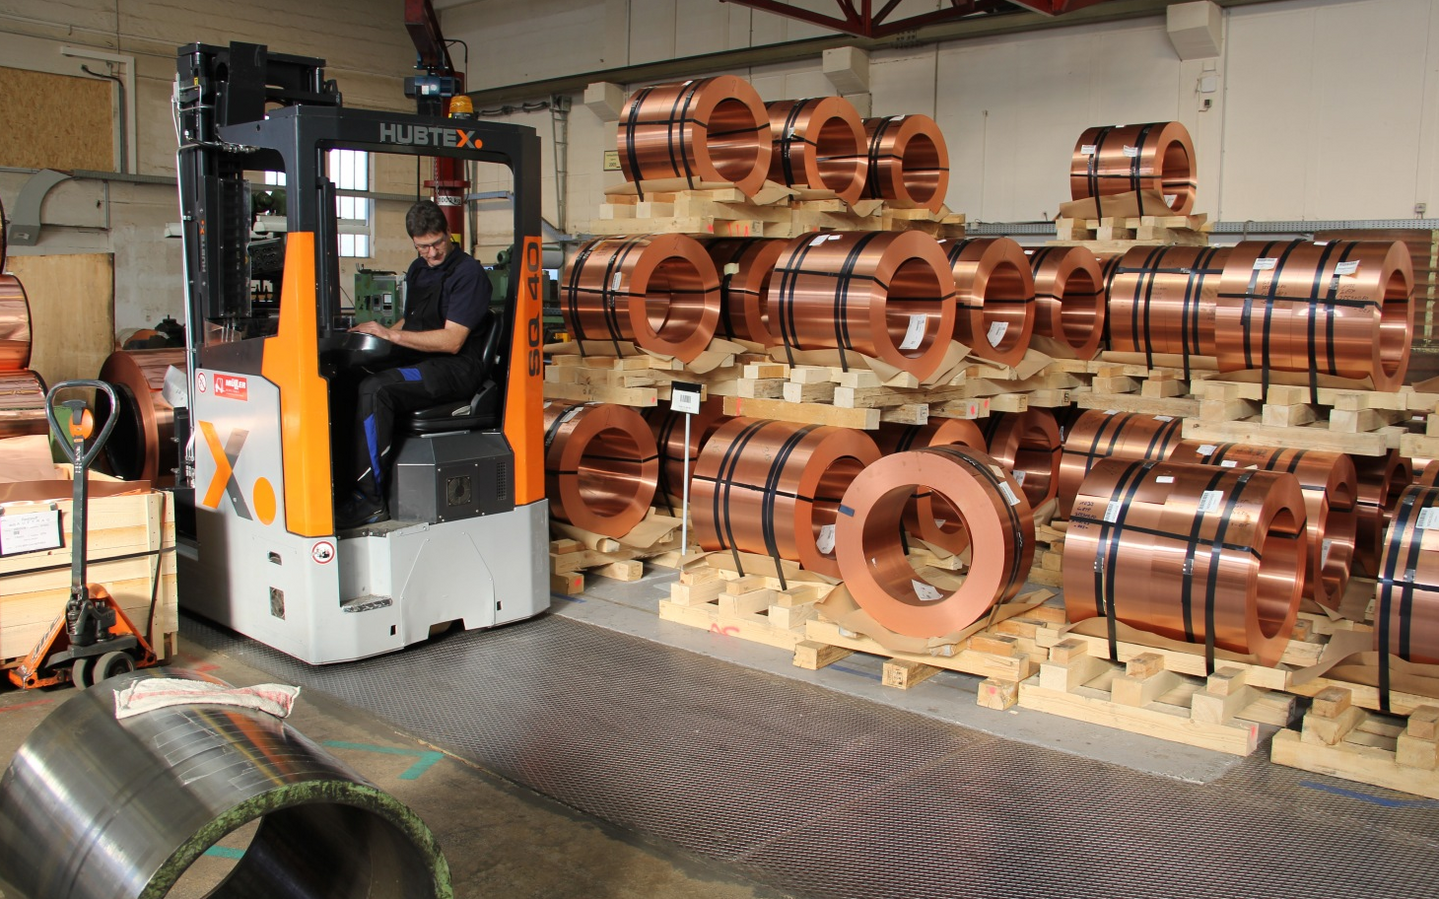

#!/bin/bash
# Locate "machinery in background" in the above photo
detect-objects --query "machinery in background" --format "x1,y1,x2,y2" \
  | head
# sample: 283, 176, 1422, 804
487, 244, 564, 342
354, 269, 405, 328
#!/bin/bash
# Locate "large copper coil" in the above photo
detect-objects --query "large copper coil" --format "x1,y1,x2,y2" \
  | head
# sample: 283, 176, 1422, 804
766, 97, 868, 206
1025, 245, 1105, 359
1064, 459, 1307, 666
1108, 245, 1230, 363
1373, 485, 1439, 665
862, 115, 950, 214
95, 348, 183, 485
1069, 121, 1196, 216
768, 230, 956, 379
699, 237, 787, 346
0, 273, 33, 371
874, 418, 987, 554
642, 396, 730, 505
981, 409, 1061, 508
0, 369, 48, 439
1416, 459, 1439, 489
1057, 409, 1184, 518
1214, 239, 1414, 391
618, 76, 773, 197
1173, 441, 1358, 611
543, 402, 659, 539
941, 237, 1035, 366
562, 234, 721, 363
692, 417, 879, 578
835, 445, 1034, 638
1354, 450, 1414, 577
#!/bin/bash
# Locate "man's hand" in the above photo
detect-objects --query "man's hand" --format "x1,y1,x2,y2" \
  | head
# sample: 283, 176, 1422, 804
349, 319, 470, 354
350, 320, 397, 341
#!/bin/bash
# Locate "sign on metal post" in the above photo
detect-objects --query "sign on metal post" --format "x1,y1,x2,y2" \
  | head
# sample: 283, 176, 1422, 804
670, 382, 703, 553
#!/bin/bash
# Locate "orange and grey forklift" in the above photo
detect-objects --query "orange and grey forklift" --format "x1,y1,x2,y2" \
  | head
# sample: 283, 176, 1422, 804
173, 42, 549, 664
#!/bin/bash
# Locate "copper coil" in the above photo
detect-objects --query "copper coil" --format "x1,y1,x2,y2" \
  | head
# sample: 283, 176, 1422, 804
1173, 441, 1358, 611
1373, 485, 1439, 664
768, 230, 956, 379
874, 418, 987, 554
543, 402, 659, 538
0, 369, 48, 440
1057, 409, 1184, 518
96, 348, 184, 485
562, 234, 721, 363
0, 194, 6, 272
835, 445, 1034, 638
1354, 450, 1414, 577
766, 97, 868, 206
1064, 459, 1307, 666
862, 115, 950, 214
1214, 240, 1414, 391
1108, 245, 1230, 361
981, 409, 1061, 508
692, 417, 879, 578
698, 237, 787, 346
642, 396, 730, 504
1070, 121, 1196, 215
1415, 459, 1439, 489
0, 273, 33, 371
941, 237, 1035, 367
618, 76, 773, 197
1025, 245, 1105, 359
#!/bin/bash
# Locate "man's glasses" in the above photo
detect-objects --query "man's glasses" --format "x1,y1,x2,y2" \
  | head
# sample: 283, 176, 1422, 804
414, 236, 450, 254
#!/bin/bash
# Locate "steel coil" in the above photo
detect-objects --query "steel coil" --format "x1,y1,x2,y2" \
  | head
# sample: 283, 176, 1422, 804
982, 409, 1061, 508
1354, 450, 1414, 577
1025, 245, 1105, 360
1173, 441, 1358, 611
543, 402, 659, 538
1107, 245, 1229, 363
942, 237, 1035, 366
692, 417, 879, 578
1070, 121, 1196, 215
1056, 409, 1184, 518
0, 273, 32, 371
0, 368, 48, 440
96, 348, 183, 485
562, 234, 721, 363
836, 445, 1034, 637
618, 76, 773, 197
768, 230, 956, 379
0, 670, 452, 899
643, 396, 730, 505
1374, 485, 1439, 664
1064, 459, 1306, 666
874, 418, 987, 554
862, 115, 950, 213
1214, 240, 1414, 390
766, 97, 868, 205
699, 237, 787, 346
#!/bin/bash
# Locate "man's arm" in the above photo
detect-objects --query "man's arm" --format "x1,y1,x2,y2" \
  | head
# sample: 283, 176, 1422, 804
351, 318, 470, 353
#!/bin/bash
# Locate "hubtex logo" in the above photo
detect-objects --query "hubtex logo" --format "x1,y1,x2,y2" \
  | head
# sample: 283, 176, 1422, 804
378, 122, 481, 149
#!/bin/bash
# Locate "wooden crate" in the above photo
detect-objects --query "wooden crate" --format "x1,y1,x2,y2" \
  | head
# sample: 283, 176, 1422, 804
1271, 686, 1439, 798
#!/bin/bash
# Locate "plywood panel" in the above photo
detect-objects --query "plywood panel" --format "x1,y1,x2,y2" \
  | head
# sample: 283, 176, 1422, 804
4, 254, 114, 386
0, 66, 113, 172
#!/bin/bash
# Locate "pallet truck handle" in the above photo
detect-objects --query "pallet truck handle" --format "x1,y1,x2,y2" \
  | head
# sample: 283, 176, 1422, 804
46, 379, 120, 470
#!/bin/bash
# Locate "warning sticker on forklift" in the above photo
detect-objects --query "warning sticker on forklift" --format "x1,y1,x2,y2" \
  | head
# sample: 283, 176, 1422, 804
0, 509, 63, 557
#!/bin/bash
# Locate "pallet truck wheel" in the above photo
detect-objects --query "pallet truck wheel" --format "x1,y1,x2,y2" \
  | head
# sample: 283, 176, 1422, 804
71, 656, 94, 689
95, 651, 136, 684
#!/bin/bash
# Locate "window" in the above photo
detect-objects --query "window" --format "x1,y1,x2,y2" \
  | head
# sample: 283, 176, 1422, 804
261, 149, 372, 257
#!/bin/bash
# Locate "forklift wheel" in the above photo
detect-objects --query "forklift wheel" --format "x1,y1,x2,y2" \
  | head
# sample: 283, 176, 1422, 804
95, 651, 136, 684
71, 656, 95, 689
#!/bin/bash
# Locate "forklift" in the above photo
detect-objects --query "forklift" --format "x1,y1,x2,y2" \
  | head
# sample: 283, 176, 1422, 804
173, 42, 549, 664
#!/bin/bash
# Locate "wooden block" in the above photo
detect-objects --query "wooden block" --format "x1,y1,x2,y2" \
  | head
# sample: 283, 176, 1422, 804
1395, 731, 1439, 770
1038, 648, 1109, 693
880, 404, 929, 425
743, 362, 790, 379
593, 560, 644, 581
719, 588, 776, 616
1408, 705, 1439, 740
1330, 407, 1406, 433
1047, 637, 1090, 665
767, 603, 815, 630
723, 396, 880, 429
1191, 677, 1262, 726
1125, 652, 1166, 680
970, 633, 1020, 658
1140, 378, 1186, 398
1262, 403, 1318, 428
738, 378, 786, 399
1302, 704, 1366, 746
1311, 685, 1353, 719
680, 567, 720, 585
774, 584, 820, 606
550, 571, 585, 595
550, 538, 584, 554
725, 575, 769, 594
782, 381, 835, 403
988, 393, 1029, 413
1111, 668, 1184, 708
669, 579, 724, 606
1204, 666, 1248, 697
977, 677, 1020, 710
793, 640, 853, 670
883, 658, 940, 689
789, 366, 835, 384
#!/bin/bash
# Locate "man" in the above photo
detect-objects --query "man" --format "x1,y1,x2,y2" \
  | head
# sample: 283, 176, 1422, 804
337, 200, 491, 529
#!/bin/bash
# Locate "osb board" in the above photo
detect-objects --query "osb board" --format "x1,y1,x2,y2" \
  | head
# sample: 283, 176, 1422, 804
0, 66, 114, 172
4, 254, 114, 385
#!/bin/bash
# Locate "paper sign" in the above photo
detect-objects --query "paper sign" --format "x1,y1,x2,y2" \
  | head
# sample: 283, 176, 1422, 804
999, 481, 1022, 506
1164, 194, 1177, 206
1080, 144, 1097, 155
1013, 470, 1026, 485
900, 314, 927, 351
1156, 476, 1175, 484
1336, 260, 1360, 276
1197, 490, 1224, 514
987, 321, 1008, 348
1197, 444, 1217, 456
670, 381, 703, 415
0, 509, 63, 557
1154, 415, 1174, 422
816, 523, 836, 554
1122, 145, 1140, 158
913, 580, 943, 601
1103, 501, 1122, 523
1253, 258, 1278, 271
723, 262, 740, 276
1220, 460, 1237, 468
1417, 507, 1439, 531
1321, 537, 1333, 567
610, 272, 623, 291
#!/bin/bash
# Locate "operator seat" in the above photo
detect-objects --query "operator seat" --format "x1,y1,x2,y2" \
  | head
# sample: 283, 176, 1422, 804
402, 311, 505, 435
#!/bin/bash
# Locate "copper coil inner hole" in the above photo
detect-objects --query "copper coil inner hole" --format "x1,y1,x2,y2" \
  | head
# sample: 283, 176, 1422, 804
1159, 141, 1192, 207
979, 261, 1030, 354
1378, 268, 1412, 380
1255, 505, 1305, 641
859, 482, 965, 604
706, 99, 764, 182
814, 119, 864, 192
811, 455, 867, 562
1059, 270, 1101, 347
884, 259, 947, 359
576, 427, 650, 518
643, 257, 710, 340
898, 133, 941, 205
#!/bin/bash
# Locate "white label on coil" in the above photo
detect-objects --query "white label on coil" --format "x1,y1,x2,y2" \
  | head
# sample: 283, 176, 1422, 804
1103, 501, 1122, 523
1220, 459, 1238, 468
1253, 257, 1278, 271
723, 262, 740, 276
913, 580, 943, 602
1314, 240, 1329, 246
1154, 415, 1175, 422
934, 519, 947, 528
891, 115, 906, 122
1081, 144, 1097, 155
1336, 260, 1360, 276
1104, 409, 1120, 416
1156, 476, 1175, 484
0, 509, 62, 556
900, 314, 928, 351
610, 271, 623, 291
1013, 470, 1027, 485
1321, 537, 1333, 567
1197, 443, 1217, 456
987, 321, 1009, 347
999, 481, 1022, 507
1122, 145, 1140, 158
809, 234, 830, 247
1417, 507, 1439, 531
816, 524, 836, 554
1164, 194, 1177, 206
1197, 490, 1224, 514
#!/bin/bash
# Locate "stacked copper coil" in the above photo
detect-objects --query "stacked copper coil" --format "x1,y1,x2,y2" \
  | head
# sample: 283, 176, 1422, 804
1173, 441, 1358, 611
1353, 450, 1413, 576
1070, 121, 1196, 215
692, 418, 879, 578
1025, 245, 1105, 360
862, 115, 950, 214
618, 76, 773, 197
1416, 460, 1439, 489
836, 445, 1034, 638
942, 237, 1035, 367
1056, 409, 1184, 517
1373, 485, 1439, 665
767, 230, 956, 379
95, 348, 184, 485
700, 237, 787, 346
1214, 239, 1414, 390
642, 396, 730, 505
1064, 459, 1307, 666
562, 234, 721, 363
766, 97, 868, 206
0, 273, 32, 372
543, 402, 659, 539
1107, 245, 1230, 364
0, 369, 48, 440
982, 409, 1062, 508
874, 418, 987, 554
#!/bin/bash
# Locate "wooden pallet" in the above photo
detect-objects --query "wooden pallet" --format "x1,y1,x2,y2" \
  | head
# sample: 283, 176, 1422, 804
1050, 213, 1210, 249
1028, 518, 1066, 589
658, 568, 835, 651
1271, 686, 1439, 798
544, 344, 750, 407
548, 513, 688, 594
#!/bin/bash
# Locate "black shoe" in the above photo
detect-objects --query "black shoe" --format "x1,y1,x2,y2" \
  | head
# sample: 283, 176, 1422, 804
336, 494, 389, 530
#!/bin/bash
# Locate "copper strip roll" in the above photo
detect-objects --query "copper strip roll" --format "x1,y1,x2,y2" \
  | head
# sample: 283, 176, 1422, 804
942, 238, 1035, 367
543, 402, 659, 538
0, 273, 33, 371
96, 348, 183, 485
1107, 245, 1230, 363
1070, 121, 1196, 215
768, 230, 956, 379
692, 417, 879, 578
1214, 239, 1414, 391
862, 115, 950, 214
766, 97, 868, 206
836, 445, 1034, 638
982, 409, 1061, 508
1354, 450, 1414, 577
1064, 459, 1307, 666
1415, 459, 1439, 489
1373, 485, 1439, 664
1026, 245, 1105, 360
0, 369, 48, 440
643, 396, 730, 504
618, 76, 773, 197
1057, 409, 1184, 518
699, 237, 787, 346
562, 234, 721, 363
875, 418, 987, 554
1173, 441, 1358, 611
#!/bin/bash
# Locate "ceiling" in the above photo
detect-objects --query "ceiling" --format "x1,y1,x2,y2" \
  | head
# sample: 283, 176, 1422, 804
721, 0, 1124, 39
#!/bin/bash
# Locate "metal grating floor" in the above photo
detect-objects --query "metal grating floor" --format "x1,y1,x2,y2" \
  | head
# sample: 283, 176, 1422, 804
184, 612, 1439, 899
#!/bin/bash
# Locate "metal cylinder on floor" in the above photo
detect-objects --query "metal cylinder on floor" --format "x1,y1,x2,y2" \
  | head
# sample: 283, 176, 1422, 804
1025, 245, 1105, 360
942, 237, 1035, 367
1374, 485, 1439, 665
96, 347, 184, 485
0, 368, 48, 440
982, 409, 1062, 509
618, 76, 773, 197
766, 97, 868, 205
1354, 449, 1414, 577
861, 115, 950, 213
0, 273, 33, 371
1056, 409, 1185, 518
1107, 245, 1229, 363
1070, 121, 1196, 216
543, 402, 660, 539
699, 237, 788, 346
874, 418, 987, 555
